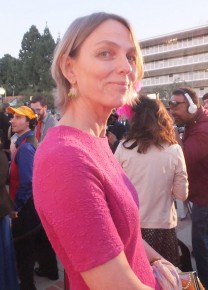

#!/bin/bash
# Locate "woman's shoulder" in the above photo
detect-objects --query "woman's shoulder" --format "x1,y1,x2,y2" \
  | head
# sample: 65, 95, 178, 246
167, 143, 182, 150
115, 139, 137, 156
35, 125, 106, 166
40, 126, 85, 150
118, 139, 137, 149
44, 125, 105, 145
163, 143, 183, 155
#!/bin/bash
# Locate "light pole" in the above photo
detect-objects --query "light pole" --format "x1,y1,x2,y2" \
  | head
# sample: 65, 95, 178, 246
0, 87, 6, 103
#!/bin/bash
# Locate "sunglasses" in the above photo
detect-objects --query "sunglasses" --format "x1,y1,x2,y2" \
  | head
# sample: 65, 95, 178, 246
168, 100, 188, 108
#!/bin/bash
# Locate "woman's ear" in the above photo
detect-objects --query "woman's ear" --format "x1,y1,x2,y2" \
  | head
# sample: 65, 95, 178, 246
59, 54, 76, 84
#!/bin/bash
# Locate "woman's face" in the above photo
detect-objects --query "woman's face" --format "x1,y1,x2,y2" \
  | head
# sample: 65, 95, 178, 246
68, 19, 139, 111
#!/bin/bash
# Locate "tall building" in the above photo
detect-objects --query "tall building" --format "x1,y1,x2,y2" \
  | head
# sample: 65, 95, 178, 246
140, 25, 208, 101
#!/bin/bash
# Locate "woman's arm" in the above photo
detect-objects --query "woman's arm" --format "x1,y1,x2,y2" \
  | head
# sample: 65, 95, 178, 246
143, 239, 162, 264
172, 146, 189, 201
81, 251, 154, 290
174, 127, 184, 148
14, 143, 35, 211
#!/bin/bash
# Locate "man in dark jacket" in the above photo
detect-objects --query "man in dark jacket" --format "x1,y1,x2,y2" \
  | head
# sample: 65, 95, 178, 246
170, 87, 208, 289
107, 112, 128, 153
202, 92, 208, 110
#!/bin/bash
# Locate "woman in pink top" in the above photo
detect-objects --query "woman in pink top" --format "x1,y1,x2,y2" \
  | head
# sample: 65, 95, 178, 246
33, 12, 161, 290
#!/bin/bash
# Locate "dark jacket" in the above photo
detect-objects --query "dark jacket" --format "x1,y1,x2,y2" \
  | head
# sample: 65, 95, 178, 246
183, 106, 208, 205
0, 150, 15, 217
0, 112, 11, 150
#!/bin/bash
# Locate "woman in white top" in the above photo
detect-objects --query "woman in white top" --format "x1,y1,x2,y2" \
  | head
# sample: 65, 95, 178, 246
115, 95, 188, 267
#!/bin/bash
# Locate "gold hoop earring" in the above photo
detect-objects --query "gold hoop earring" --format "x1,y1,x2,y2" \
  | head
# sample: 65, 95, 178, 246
68, 86, 77, 99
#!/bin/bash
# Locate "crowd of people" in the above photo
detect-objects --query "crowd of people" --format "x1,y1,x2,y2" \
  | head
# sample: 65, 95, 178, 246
0, 11, 207, 290
0, 98, 58, 290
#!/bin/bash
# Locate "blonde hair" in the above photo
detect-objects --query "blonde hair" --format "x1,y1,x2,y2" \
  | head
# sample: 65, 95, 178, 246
51, 12, 144, 113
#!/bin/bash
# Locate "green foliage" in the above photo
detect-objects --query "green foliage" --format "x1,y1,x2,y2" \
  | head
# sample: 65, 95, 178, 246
0, 54, 24, 95
0, 24, 56, 108
33, 26, 56, 91
19, 25, 41, 88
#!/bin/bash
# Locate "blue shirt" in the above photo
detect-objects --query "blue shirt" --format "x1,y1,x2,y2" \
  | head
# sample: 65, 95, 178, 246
14, 130, 36, 211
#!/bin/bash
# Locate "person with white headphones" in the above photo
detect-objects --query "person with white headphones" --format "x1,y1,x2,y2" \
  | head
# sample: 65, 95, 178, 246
169, 87, 208, 289
202, 93, 208, 110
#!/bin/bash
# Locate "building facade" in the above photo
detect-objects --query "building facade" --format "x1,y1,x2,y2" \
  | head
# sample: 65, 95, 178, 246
140, 25, 208, 101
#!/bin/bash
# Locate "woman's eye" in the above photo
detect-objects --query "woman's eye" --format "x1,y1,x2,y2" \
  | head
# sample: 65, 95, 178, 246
98, 50, 111, 57
127, 55, 136, 64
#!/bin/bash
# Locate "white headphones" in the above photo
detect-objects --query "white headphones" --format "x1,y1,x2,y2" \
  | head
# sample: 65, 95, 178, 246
184, 92, 197, 114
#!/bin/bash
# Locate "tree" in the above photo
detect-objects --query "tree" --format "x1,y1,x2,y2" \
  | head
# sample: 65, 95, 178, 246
18, 25, 56, 104
0, 54, 23, 96
19, 25, 41, 89
33, 26, 56, 92
0, 24, 57, 106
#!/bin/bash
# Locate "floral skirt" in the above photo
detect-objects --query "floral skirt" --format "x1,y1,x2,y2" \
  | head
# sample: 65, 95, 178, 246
141, 227, 180, 267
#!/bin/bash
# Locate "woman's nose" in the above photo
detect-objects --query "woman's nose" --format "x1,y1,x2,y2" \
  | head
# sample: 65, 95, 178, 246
117, 55, 132, 75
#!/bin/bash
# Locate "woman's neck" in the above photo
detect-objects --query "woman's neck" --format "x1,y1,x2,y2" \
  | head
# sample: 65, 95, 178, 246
58, 100, 111, 138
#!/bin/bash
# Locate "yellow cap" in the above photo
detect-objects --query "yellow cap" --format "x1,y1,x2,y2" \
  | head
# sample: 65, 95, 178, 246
7, 106, 37, 120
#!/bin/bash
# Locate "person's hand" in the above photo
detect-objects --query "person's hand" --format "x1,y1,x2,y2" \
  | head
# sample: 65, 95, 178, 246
10, 211, 18, 219
174, 127, 183, 148
107, 131, 118, 146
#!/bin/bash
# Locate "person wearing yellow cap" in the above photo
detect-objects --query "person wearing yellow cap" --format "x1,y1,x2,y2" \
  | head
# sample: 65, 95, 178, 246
7, 106, 40, 290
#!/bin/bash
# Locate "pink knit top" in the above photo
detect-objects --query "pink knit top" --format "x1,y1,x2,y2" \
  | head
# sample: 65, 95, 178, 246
33, 126, 160, 290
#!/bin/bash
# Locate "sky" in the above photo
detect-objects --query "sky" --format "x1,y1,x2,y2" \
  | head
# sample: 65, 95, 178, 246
0, 0, 208, 58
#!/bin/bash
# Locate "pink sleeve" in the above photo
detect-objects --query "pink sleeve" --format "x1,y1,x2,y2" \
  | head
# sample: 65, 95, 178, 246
34, 147, 123, 273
